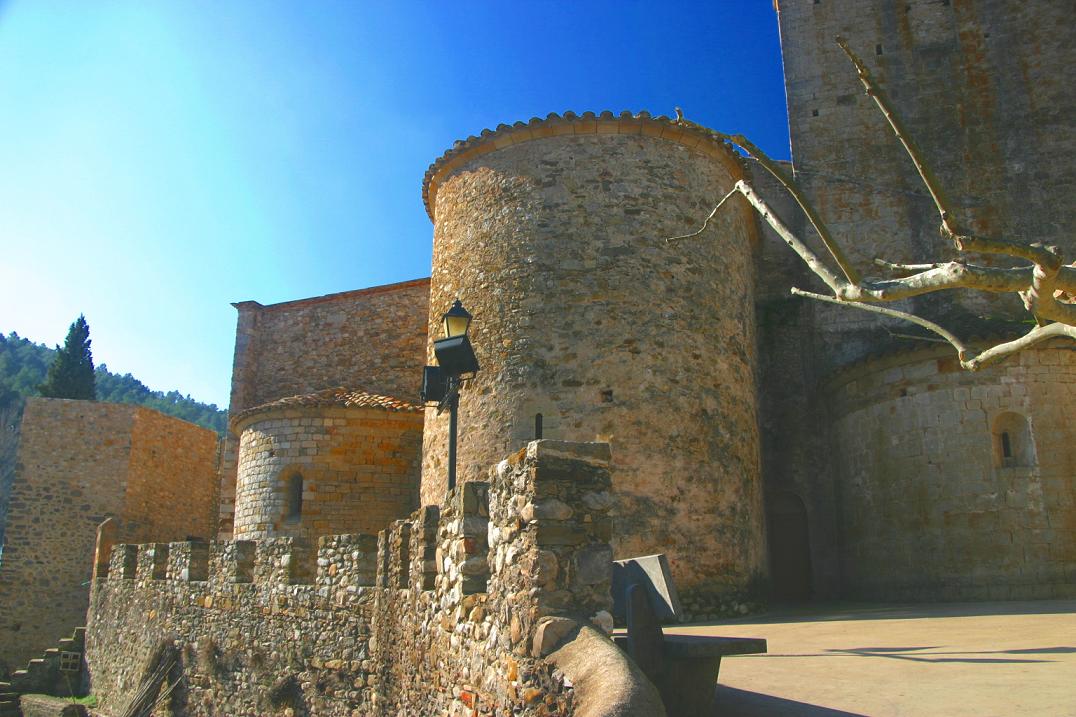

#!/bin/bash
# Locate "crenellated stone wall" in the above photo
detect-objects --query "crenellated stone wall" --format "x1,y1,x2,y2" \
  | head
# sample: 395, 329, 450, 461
86, 441, 622, 717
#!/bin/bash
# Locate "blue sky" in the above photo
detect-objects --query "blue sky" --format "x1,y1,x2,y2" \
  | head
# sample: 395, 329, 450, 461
0, 1, 789, 408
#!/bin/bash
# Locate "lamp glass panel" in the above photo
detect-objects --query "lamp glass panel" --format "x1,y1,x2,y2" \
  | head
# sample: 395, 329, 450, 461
444, 314, 470, 338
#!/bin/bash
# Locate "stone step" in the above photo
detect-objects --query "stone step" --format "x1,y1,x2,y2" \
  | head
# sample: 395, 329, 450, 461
10, 671, 26, 679
0, 682, 9, 691
57, 638, 75, 649
43, 648, 59, 656
72, 627, 86, 642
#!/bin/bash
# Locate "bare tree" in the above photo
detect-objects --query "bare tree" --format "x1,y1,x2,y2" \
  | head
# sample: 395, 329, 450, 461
671, 37, 1075, 371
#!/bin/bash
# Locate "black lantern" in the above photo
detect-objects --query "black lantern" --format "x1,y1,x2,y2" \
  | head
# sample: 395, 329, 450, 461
442, 299, 472, 338
422, 299, 480, 495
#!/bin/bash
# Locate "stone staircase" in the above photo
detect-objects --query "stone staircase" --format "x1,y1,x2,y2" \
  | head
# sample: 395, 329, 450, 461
5, 627, 88, 712
0, 680, 18, 717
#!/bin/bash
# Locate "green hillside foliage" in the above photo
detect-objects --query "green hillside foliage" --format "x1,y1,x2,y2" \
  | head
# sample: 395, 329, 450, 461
38, 314, 97, 400
0, 331, 227, 434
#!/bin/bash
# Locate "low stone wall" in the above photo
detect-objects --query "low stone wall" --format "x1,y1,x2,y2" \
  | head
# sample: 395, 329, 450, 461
87, 441, 626, 717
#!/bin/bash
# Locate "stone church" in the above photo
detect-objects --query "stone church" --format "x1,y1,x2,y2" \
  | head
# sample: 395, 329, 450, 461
1, 0, 1073, 699
217, 0, 1076, 608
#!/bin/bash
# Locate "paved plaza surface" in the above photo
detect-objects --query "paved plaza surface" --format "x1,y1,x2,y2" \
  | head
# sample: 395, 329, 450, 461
671, 600, 1076, 717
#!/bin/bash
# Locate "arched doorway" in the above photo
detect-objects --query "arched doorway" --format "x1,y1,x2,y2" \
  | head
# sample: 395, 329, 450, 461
768, 491, 813, 602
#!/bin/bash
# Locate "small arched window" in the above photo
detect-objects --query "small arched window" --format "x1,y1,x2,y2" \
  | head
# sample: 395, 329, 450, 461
992, 412, 1035, 468
284, 473, 303, 522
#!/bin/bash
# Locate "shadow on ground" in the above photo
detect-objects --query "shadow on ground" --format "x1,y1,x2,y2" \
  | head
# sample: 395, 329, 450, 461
700, 599, 1076, 627
712, 686, 867, 716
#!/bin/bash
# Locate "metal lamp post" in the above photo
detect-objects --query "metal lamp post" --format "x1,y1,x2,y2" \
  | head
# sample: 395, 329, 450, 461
421, 299, 479, 494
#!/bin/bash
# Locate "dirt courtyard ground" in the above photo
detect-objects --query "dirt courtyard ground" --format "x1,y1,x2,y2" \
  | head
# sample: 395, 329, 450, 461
672, 600, 1076, 716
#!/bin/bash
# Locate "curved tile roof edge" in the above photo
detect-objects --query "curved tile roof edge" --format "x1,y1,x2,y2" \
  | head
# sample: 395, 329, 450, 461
822, 329, 1067, 390
421, 110, 746, 222
231, 386, 423, 432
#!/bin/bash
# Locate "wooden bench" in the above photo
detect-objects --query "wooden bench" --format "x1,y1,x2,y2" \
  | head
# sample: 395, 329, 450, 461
614, 576, 767, 716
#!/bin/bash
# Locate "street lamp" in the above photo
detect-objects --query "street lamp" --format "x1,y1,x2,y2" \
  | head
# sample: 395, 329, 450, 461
421, 299, 479, 494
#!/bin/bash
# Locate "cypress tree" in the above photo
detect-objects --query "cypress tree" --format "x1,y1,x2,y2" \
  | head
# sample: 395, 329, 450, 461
38, 315, 96, 400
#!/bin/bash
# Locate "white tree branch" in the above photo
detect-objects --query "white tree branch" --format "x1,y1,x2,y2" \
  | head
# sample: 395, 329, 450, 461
665, 39, 1076, 371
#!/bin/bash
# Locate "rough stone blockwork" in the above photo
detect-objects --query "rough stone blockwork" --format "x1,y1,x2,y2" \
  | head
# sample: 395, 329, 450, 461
828, 345, 1076, 600
87, 441, 621, 717
0, 398, 219, 678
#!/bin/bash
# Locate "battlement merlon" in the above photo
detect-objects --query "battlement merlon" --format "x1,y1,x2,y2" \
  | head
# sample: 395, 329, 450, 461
95, 440, 614, 614
100, 533, 379, 593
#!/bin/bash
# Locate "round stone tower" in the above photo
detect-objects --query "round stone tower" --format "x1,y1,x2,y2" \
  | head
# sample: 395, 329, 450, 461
420, 111, 766, 596
231, 387, 423, 541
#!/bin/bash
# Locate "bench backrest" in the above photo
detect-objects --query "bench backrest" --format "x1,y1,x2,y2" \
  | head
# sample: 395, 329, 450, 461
612, 554, 683, 624
623, 582, 666, 681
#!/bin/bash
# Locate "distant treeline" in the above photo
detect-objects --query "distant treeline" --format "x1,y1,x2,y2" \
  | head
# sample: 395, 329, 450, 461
0, 331, 228, 434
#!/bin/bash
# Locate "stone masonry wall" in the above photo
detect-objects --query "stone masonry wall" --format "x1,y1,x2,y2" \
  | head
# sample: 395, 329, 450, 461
764, 0, 1076, 601
232, 406, 422, 540
0, 400, 22, 552
218, 278, 430, 539
422, 114, 767, 598
86, 441, 615, 717
750, 162, 843, 599
828, 344, 1076, 600
775, 0, 1075, 373
122, 407, 220, 544
0, 399, 134, 676
228, 279, 430, 414
0, 399, 218, 676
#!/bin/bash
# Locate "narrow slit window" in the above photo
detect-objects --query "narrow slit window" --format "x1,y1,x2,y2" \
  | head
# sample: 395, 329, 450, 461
285, 473, 303, 522
535, 413, 543, 440
992, 412, 1034, 468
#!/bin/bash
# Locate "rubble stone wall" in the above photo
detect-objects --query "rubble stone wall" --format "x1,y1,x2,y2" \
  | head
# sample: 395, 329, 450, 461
87, 441, 620, 717
828, 344, 1076, 600
422, 113, 767, 598
232, 406, 422, 540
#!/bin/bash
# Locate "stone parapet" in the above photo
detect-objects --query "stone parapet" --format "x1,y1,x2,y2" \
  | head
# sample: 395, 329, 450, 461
87, 441, 633, 716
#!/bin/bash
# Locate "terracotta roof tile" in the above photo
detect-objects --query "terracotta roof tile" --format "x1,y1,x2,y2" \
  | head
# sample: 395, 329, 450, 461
232, 387, 422, 430
421, 110, 745, 221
